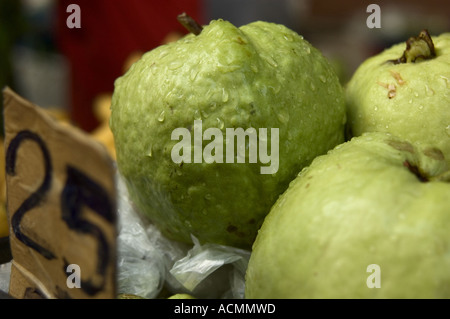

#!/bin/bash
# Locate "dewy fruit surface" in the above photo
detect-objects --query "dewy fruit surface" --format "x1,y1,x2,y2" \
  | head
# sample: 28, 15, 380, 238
110, 19, 346, 249
346, 31, 450, 164
245, 132, 450, 298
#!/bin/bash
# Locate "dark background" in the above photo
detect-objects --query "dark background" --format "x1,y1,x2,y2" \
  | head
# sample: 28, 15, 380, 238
1, 0, 449, 133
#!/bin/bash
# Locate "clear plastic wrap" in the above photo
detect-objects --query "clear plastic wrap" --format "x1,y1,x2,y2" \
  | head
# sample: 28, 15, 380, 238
116, 173, 251, 299
0, 262, 11, 294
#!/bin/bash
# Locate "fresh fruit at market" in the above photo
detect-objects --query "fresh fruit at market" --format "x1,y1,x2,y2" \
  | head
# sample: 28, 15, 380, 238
110, 15, 346, 249
245, 132, 450, 298
346, 30, 450, 164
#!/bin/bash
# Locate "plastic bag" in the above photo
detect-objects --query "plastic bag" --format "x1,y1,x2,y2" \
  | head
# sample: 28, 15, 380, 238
169, 235, 250, 299
116, 173, 251, 299
0, 262, 11, 294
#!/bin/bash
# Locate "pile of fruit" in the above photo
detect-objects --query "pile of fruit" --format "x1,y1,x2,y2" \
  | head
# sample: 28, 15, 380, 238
3, 14, 447, 299
109, 14, 450, 298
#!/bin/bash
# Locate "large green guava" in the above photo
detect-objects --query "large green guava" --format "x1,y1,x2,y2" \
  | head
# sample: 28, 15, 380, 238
110, 17, 346, 249
245, 132, 450, 298
346, 30, 450, 164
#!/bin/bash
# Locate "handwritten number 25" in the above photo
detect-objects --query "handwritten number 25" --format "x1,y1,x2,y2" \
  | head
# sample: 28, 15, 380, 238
5, 130, 115, 295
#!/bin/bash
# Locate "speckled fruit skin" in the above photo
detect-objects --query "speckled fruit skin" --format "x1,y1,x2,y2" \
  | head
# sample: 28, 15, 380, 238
346, 32, 450, 164
110, 19, 346, 249
245, 132, 450, 299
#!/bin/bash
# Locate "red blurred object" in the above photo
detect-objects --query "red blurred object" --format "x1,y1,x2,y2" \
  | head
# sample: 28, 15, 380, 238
56, 0, 204, 132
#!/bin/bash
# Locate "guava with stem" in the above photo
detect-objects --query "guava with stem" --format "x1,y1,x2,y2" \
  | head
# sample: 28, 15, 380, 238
245, 132, 450, 298
345, 29, 450, 164
110, 14, 346, 249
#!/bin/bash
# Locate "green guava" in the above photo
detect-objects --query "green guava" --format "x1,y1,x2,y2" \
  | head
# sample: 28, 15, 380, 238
110, 16, 346, 249
345, 30, 450, 164
245, 132, 450, 298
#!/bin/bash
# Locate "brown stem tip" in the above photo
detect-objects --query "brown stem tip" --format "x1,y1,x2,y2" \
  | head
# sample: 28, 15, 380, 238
390, 29, 436, 64
403, 160, 429, 182
177, 12, 203, 36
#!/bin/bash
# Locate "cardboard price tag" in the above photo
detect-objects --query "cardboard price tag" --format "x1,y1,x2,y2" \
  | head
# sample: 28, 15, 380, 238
3, 88, 117, 299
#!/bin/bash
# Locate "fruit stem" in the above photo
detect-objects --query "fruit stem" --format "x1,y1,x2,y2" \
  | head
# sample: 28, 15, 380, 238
177, 12, 203, 36
403, 160, 429, 182
390, 29, 436, 64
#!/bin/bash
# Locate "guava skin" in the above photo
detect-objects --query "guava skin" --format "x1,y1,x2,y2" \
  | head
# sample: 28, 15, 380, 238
345, 32, 450, 164
245, 132, 450, 298
110, 19, 346, 249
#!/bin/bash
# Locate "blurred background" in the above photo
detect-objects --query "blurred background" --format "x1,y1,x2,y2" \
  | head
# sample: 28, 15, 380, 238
0, 0, 449, 136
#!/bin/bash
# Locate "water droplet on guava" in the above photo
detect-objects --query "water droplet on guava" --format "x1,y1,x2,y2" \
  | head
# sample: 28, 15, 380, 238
190, 69, 199, 81
146, 145, 153, 158
168, 61, 183, 70
259, 85, 267, 96
271, 85, 281, 93
277, 111, 289, 124
216, 117, 224, 129
159, 50, 169, 59
425, 85, 435, 96
440, 75, 450, 89
200, 110, 209, 119
262, 54, 278, 67
157, 110, 165, 122
150, 63, 158, 75
194, 109, 202, 120
222, 88, 229, 102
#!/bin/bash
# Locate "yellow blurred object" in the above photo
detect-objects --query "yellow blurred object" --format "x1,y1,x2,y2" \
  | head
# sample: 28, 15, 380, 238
91, 93, 116, 160
90, 49, 151, 161
121, 32, 180, 75
0, 205, 8, 238
122, 51, 143, 75
44, 108, 71, 124
162, 31, 183, 44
